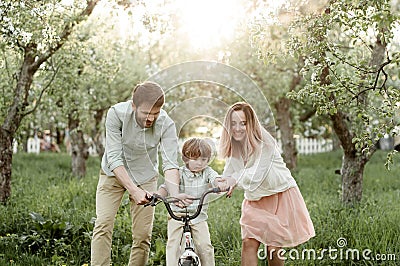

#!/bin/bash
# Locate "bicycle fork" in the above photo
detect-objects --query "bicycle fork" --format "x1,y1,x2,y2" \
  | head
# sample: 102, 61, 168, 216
178, 223, 201, 266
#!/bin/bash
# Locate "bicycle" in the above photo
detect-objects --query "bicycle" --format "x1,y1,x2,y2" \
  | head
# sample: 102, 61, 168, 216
145, 187, 227, 266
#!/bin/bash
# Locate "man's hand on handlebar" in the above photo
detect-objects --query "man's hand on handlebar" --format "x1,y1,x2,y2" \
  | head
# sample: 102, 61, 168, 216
129, 189, 152, 205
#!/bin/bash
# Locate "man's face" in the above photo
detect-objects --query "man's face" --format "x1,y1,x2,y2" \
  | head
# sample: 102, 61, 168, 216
132, 102, 161, 128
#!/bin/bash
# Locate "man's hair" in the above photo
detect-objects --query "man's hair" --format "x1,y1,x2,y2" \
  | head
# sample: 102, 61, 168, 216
132, 81, 165, 107
182, 138, 212, 163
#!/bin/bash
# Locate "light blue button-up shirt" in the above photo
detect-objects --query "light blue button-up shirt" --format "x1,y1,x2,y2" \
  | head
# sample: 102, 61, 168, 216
101, 100, 179, 185
171, 165, 219, 224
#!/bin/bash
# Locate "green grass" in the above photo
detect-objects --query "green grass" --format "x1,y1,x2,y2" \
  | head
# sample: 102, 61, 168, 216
0, 150, 399, 265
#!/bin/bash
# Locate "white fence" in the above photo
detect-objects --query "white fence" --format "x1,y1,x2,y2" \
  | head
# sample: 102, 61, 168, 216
27, 137, 40, 154
295, 137, 333, 154
13, 139, 18, 154
24, 135, 98, 156
278, 137, 333, 155
12, 139, 39, 154
22, 135, 332, 155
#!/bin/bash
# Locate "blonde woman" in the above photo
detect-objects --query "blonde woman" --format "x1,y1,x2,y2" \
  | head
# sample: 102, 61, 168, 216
219, 102, 315, 266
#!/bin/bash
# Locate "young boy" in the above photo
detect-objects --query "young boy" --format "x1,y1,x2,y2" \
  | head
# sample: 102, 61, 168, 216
159, 137, 222, 266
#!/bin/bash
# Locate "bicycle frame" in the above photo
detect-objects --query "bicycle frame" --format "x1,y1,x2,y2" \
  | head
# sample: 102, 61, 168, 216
145, 187, 225, 266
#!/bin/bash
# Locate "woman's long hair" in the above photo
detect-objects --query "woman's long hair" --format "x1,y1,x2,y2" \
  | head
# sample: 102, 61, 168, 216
219, 102, 263, 160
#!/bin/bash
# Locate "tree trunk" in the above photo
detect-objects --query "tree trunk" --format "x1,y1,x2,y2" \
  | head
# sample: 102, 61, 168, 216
0, 45, 36, 203
0, 129, 13, 204
275, 97, 297, 170
0, 1, 99, 202
70, 130, 89, 178
317, 58, 368, 205
274, 69, 302, 171
69, 114, 89, 178
330, 109, 379, 204
92, 108, 106, 160
341, 152, 368, 204
339, 33, 385, 204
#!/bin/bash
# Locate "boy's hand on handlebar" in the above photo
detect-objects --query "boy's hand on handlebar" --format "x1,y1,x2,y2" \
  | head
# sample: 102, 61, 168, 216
174, 193, 194, 208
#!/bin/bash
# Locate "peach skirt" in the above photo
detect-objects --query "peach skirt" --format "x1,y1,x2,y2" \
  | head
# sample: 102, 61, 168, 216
240, 187, 315, 247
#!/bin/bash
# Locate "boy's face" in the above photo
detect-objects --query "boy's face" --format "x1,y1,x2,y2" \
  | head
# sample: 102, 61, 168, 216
187, 157, 209, 173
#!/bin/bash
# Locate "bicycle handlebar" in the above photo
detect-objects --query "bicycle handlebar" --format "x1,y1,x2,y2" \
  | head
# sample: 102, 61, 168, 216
145, 187, 228, 222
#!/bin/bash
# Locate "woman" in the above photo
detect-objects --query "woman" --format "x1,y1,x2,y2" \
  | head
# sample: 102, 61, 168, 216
219, 102, 315, 266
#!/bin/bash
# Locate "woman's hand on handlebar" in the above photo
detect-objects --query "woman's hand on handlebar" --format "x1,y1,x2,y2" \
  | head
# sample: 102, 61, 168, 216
215, 177, 236, 198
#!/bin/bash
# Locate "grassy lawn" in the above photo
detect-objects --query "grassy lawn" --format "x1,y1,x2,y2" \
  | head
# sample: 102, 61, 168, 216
0, 150, 399, 265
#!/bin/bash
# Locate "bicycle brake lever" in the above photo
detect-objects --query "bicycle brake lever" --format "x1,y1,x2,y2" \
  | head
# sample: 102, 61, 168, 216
144, 195, 157, 207
143, 201, 152, 207
213, 187, 231, 193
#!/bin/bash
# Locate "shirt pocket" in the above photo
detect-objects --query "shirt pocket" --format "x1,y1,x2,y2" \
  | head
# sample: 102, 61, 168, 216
123, 141, 158, 161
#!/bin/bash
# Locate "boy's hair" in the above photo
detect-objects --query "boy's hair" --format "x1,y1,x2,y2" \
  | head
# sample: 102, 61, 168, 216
182, 138, 212, 163
132, 81, 165, 107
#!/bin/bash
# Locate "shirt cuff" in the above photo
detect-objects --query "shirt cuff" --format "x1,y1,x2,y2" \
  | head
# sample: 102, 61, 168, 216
108, 160, 125, 172
162, 163, 179, 172
158, 184, 169, 195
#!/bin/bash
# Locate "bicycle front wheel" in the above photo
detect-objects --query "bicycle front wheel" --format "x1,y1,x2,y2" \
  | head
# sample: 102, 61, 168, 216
180, 260, 193, 266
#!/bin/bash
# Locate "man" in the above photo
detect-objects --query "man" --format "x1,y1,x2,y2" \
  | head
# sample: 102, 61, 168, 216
91, 81, 182, 265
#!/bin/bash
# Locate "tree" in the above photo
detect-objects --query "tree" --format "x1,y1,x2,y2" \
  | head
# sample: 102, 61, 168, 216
256, 0, 400, 204
0, 0, 99, 203
191, 0, 306, 169
41, 1, 152, 176
227, 24, 306, 170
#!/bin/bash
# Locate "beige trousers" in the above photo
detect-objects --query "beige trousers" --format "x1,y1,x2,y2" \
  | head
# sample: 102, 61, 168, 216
166, 218, 215, 266
91, 171, 157, 266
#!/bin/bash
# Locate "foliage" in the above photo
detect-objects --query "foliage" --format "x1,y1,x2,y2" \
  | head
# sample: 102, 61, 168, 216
253, 0, 400, 154
1, 151, 399, 265
0, 153, 98, 265
0, 0, 98, 121
1, 1, 62, 128
228, 22, 331, 139
14, 2, 151, 138
1, 1, 155, 148
250, 0, 400, 204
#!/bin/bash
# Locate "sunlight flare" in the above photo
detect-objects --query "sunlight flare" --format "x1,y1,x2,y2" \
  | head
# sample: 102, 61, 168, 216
176, 0, 245, 49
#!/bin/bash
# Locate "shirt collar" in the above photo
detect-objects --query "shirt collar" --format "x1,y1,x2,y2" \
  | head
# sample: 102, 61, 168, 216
182, 166, 202, 179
